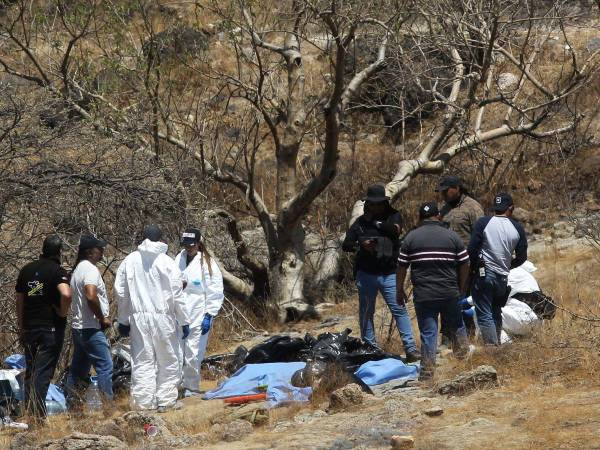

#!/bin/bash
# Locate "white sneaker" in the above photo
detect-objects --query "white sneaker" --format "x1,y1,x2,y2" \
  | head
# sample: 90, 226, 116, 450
157, 401, 183, 413
184, 389, 201, 398
2, 417, 29, 430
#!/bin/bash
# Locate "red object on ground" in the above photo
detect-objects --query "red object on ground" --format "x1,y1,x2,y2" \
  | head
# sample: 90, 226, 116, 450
223, 393, 267, 405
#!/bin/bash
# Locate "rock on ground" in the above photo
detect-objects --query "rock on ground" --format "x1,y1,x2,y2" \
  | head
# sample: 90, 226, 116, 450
97, 420, 127, 442
10, 432, 36, 450
437, 365, 499, 396
497, 72, 518, 91
115, 410, 173, 439
211, 419, 253, 442
329, 383, 365, 410
146, 433, 210, 450
38, 433, 126, 450
423, 406, 444, 417
391, 435, 415, 449
219, 401, 269, 426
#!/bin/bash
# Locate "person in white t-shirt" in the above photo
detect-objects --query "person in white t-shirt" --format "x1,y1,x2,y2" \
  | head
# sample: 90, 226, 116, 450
66, 235, 113, 406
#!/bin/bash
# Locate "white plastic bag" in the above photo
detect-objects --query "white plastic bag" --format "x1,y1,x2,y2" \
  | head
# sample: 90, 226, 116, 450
508, 261, 540, 298
501, 298, 539, 336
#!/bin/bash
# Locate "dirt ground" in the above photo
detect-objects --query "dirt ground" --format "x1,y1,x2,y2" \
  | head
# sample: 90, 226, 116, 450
2, 236, 600, 449
195, 236, 600, 450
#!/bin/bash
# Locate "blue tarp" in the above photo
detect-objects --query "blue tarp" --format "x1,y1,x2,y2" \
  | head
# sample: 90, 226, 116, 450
354, 358, 419, 386
3, 354, 67, 413
47, 384, 66, 407
4, 354, 25, 370
204, 362, 312, 407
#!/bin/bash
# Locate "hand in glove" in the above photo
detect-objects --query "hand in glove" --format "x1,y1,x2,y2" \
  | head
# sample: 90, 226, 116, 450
201, 314, 213, 335
118, 323, 130, 337
458, 297, 472, 310
181, 325, 190, 340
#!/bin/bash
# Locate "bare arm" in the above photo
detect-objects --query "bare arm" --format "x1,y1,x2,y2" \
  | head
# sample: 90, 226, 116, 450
56, 283, 72, 318
84, 285, 110, 328
458, 261, 470, 296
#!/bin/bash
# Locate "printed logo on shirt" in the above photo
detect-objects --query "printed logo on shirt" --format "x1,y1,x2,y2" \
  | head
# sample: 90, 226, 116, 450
27, 281, 44, 297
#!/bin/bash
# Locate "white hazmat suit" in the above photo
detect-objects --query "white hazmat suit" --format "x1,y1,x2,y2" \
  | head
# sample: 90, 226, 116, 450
114, 239, 190, 410
175, 250, 224, 393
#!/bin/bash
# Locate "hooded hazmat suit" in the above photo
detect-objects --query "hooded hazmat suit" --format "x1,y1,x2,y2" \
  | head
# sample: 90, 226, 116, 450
114, 239, 190, 410
174, 250, 224, 393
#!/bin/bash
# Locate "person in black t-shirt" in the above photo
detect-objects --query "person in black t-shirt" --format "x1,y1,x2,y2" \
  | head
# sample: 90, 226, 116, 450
343, 184, 420, 362
15, 235, 72, 421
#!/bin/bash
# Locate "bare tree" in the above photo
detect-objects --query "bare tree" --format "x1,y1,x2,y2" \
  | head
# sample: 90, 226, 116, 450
0, 0, 397, 318
0, 0, 597, 322
349, 0, 600, 223
0, 82, 193, 354
198, 0, 396, 317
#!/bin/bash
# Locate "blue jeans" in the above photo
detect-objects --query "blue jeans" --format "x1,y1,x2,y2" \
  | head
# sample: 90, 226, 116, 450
67, 328, 113, 400
356, 271, 417, 352
414, 299, 468, 375
472, 270, 508, 345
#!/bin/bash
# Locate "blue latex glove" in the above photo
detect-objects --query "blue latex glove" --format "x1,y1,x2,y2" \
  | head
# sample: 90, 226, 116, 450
118, 323, 130, 337
463, 307, 475, 318
181, 325, 190, 340
458, 297, 471, 310
201, 314, 213, 335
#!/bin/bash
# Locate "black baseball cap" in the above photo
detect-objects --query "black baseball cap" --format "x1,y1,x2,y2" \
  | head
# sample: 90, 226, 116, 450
78, 235, 107, 251
494, 192, 514, 213
181, 227, 201, 245
419, 202, 440, 219
143, 224, 163, 242
364, 184, 389, 203
435, 175, 461, 192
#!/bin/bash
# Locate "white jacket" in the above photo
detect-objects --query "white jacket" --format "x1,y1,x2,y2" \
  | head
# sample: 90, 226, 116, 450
174, 250, 224, 328
114, 239, 190, 326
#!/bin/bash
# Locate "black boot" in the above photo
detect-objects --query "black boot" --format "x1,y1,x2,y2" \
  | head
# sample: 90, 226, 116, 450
405, 349, 421, 363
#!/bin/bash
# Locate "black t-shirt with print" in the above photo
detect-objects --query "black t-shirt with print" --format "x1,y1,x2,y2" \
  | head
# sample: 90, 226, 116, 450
15, 257, 69, 330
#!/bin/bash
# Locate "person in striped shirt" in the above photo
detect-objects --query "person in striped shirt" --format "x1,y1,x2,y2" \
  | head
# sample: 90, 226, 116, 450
397, 202, 470, 380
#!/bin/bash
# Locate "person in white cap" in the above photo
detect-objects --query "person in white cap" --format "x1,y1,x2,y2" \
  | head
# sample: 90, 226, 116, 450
114, 225, 190, 412
175, 227, 224, 397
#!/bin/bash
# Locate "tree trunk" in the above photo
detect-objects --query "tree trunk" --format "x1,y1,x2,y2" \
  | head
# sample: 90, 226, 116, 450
270, 26, 308, 318
306, 234, 343, 298
270, 223, 307, 321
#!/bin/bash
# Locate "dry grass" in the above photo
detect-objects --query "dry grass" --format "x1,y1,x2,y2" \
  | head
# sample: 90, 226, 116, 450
411, 239, 600, 448
4, 241, 600, 448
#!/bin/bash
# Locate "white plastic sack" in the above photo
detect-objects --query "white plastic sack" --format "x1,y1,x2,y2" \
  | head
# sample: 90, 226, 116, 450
499, 330, 512, 344
0, 369, 22, 398
501, 298, 539, 336
469, 308, 512, 343
508, 261, 540, 298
